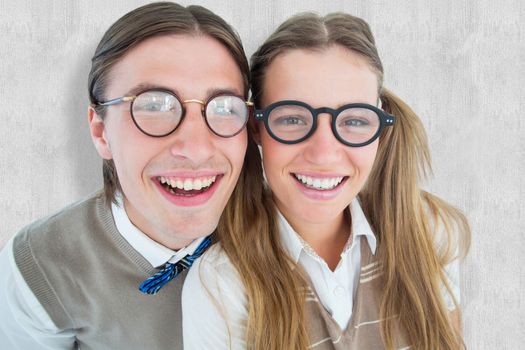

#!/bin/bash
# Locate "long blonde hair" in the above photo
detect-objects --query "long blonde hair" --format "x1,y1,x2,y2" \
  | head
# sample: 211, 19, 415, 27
218, 12, 471, 350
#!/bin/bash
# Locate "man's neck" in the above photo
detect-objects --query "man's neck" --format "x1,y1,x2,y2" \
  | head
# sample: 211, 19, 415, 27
121, 198, 194, 251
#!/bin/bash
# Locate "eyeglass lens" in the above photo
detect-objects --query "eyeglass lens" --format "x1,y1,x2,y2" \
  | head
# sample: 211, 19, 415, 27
132, 91, 183, 136
205, 95, 248, 137
131, 91, 248, 137
267, 104, 381, 144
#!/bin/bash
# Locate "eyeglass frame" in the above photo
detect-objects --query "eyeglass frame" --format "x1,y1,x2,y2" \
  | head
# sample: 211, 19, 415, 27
96, 88, 254, 138
254, 100, 395, 147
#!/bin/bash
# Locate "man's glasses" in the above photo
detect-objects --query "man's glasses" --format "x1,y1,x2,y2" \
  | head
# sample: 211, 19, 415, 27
97, 89, 253, 138
254, 100, 395, 147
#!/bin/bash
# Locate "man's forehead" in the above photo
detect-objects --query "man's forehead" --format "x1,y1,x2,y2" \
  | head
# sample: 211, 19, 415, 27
105, 34, 245, 99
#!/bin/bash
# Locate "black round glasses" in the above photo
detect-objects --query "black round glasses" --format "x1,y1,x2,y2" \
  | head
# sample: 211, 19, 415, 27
254, 100, 395, 147
98, 89, 253, 138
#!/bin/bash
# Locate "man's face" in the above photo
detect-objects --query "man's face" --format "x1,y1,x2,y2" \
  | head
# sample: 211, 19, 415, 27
89, 34, 247, 249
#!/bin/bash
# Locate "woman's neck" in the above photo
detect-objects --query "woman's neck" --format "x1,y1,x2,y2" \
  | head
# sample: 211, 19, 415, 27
282, 208, 351, 271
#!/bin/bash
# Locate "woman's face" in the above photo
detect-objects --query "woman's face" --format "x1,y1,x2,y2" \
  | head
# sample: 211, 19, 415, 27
257, 45, 380, 228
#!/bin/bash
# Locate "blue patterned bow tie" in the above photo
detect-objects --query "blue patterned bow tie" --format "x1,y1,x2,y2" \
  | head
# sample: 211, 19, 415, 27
139, 235, 212, 295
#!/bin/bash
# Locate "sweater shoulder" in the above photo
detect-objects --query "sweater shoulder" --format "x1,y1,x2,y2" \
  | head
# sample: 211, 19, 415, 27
13, 191, 111, 252
12, 190, 114, 283
10, 191, 109, 329
15, 191, 106, 238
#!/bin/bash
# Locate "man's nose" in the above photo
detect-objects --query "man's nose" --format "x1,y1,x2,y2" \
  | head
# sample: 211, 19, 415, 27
168, 102, 215, 163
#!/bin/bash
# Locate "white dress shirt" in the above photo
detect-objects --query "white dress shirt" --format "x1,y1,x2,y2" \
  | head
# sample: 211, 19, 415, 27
0, 195, 204, 349
182, 198, 460, 349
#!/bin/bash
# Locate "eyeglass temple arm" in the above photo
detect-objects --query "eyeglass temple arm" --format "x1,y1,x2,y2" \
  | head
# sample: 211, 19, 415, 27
98, 96, 136, 106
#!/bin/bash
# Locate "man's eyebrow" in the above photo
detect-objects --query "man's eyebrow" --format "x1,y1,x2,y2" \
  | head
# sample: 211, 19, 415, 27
123, 84, 244, 99
205, 87, 244, 99
124, 83, 174, 97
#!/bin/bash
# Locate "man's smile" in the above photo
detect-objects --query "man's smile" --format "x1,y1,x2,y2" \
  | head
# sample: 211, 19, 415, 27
158, 175, 218, 193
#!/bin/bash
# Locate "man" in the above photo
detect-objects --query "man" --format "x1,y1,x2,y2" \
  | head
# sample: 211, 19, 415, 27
0, 2, 256, 349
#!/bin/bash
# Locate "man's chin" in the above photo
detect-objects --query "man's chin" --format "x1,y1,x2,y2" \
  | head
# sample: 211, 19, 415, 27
166, 219, 220, 240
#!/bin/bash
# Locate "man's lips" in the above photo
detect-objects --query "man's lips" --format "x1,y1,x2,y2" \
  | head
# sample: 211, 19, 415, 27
154, 174, 224, 207
158, 175, 218, 191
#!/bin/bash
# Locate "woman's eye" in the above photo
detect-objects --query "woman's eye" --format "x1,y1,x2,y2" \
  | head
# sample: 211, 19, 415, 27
275, 115, 307, 125
341, 118, 369, 127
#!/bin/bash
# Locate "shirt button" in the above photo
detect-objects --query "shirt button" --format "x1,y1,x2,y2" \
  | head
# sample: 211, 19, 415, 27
333, 285, 346, 297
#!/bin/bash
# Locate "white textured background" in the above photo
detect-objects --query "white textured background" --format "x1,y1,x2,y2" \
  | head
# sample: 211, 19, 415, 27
0, 0, 523, 348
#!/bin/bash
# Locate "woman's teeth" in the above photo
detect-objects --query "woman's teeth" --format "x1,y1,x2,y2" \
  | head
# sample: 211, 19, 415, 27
159, 176, 217, 191
294, 174, 344, 190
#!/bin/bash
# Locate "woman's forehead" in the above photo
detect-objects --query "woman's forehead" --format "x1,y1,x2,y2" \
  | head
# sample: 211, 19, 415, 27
261, 46, 379, 107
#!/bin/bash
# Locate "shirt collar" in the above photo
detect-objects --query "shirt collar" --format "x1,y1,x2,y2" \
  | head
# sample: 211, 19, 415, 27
111, 194, 206, 268
278, 197, 377, 264
349, 198, 377, 254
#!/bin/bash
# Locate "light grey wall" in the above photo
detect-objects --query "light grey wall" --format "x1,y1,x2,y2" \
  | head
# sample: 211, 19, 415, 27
0, 0, 523, 347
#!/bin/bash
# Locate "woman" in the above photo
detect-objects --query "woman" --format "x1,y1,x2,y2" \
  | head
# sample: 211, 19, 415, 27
183, 12, 470, 350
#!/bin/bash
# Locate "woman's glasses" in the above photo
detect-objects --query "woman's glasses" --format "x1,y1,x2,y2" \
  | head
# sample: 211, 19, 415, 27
255, 100, 395, 147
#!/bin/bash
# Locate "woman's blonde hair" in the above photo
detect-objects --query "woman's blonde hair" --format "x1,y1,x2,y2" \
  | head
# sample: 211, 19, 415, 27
218, 12, 471, 349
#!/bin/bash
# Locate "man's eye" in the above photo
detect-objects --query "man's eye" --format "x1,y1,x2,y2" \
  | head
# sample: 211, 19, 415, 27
214, 106, 234, 115
141, 103, 164, 112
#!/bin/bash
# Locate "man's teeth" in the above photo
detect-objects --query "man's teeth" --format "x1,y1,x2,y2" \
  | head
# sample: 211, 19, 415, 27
159, 176, 217, 191
294, 174, 344, 190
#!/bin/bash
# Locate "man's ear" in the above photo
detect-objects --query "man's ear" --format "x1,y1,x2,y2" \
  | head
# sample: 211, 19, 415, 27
248, 115, 262, 146
88, 106, 113, 160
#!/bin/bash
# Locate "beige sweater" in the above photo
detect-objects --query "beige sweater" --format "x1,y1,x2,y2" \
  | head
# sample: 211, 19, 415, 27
304, 241, 410, 349
13, 191, 185, 350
